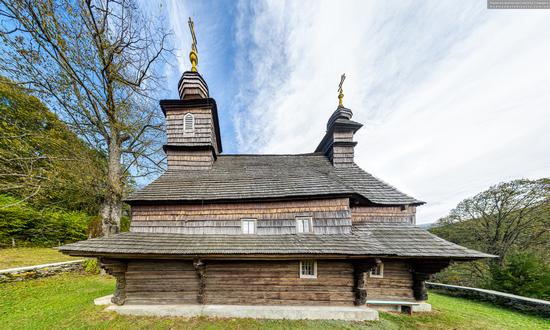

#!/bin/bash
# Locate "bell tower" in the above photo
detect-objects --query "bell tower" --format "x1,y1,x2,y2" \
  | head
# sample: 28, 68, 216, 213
161, 17, 222, 171
315, 74, 362, 167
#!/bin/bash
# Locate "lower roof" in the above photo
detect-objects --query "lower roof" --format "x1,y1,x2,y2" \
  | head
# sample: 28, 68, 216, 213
58, 223, 494, 260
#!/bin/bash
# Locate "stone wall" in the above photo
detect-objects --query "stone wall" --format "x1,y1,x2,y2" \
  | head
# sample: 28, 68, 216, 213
0, 260, 84, 283
427, 282, 550, 317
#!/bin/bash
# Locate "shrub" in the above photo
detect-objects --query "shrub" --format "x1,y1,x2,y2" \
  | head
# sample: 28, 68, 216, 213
489, 250, 550, 300
82, 259, 100, 274
0, 195, 92, 247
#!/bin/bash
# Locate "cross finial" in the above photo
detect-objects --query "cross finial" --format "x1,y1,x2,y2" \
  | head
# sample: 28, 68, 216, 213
188, 17, 198, 72
338, 73, 346, 107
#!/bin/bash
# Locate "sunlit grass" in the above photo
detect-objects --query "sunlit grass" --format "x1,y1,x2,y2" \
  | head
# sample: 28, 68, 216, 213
0, 273, 548, 329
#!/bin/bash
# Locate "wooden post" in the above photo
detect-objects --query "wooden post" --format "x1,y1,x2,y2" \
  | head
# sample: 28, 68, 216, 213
353, 258, 380, 306
100, 258, 127, 305
412, 272, 429, 301
193, 259, 207, 304
410, 260, 451, 302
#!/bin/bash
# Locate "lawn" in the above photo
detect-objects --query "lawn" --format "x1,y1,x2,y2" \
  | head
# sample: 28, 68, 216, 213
0, 248, 81, 269
0, 273, 548, 330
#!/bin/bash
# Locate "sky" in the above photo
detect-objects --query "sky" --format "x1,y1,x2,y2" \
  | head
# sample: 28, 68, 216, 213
144, 0, 550, 224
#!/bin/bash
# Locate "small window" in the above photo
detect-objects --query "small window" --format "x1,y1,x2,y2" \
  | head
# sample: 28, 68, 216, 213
296, 217, 313, 233
369, 263, 384, 278
183, 113, 194, 134
300, 260, 317, 278
241, 219, 256, 234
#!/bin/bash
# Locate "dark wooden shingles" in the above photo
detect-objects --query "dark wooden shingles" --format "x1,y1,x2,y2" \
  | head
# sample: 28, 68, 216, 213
125, 154, 422, 205
59, 223, 492, 258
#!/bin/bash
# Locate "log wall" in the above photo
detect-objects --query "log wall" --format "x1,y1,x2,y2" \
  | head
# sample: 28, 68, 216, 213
351, 206, 416, 224
130, 198, 352, 235
124, 260, 199, 305
204, 260, 355, 306
366, 261, 414, 301
120, 259, 417, 306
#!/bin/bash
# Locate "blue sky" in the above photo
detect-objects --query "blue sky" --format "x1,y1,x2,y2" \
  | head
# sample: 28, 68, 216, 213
146, 0, 550, 224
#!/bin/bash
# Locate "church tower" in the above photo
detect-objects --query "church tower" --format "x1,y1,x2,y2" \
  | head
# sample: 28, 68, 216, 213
161, 18, 222, 171
315, 74, 362, 167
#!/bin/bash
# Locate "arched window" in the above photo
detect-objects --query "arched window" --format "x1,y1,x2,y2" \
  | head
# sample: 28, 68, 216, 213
183, 113, 195, 134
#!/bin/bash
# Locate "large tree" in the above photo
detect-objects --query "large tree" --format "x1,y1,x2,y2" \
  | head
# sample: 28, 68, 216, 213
436, 179, 550, 263
0, 0, 170, 235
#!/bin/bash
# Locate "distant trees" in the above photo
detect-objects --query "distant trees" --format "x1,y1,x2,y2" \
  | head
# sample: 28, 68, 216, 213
431, 178, 550, 300
437, 179, 549, 262
0, 0, 170, 236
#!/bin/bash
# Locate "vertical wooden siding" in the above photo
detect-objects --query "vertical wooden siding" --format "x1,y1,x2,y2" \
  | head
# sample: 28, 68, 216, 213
130, 198, 352, 235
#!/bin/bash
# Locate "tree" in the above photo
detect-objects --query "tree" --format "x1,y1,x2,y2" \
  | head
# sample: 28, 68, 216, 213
438, 179, 550, 263
0, 76, 106, 213
489, 250, 550, 300
0, 0, 170, 235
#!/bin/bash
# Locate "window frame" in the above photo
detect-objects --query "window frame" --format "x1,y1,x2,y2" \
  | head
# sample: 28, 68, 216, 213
369, 263, 384, 278
183, 113, 195, 135
299, 260, 317, 279
295, 216, 313, 233
241, 218, 257, 234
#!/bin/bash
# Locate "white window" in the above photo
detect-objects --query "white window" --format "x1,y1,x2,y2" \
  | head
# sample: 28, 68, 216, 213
241, 219, 256, 234
296, 217, 313, 233
300, 260, 317, 278
369, 263, 384, 278
183, 113, 195, 134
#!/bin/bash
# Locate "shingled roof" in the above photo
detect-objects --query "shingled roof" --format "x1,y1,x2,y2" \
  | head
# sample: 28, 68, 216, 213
126, 153, 423, 206
59, 223, 493, 259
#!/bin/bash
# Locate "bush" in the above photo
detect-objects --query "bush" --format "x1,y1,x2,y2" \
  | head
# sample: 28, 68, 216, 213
489, 251, 550, 300
82, 259, 100, 274
0, 195, 92, 247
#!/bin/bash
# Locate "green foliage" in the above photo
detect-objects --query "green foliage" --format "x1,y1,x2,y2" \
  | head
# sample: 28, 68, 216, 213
0, 195, 92, 247
489, 250, 550, 300
429, 178, 550, 300
0, 77, 106, 214
83, 259, 101, 275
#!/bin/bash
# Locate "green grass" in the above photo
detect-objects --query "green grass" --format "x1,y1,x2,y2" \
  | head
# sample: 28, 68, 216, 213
0, 247, 81, 269
0, 273, 548, 330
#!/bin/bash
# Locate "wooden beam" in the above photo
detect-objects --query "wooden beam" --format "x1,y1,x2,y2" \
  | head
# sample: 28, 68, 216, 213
352, 258, 380, 306
193, 259, 207, 304
100, 258, 127, 305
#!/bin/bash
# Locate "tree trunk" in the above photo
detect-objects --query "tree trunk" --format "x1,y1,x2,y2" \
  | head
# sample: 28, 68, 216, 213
100, 138, 123, 236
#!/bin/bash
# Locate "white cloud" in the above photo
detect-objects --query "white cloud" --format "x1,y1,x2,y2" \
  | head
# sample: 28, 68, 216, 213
233, 0, 550, 223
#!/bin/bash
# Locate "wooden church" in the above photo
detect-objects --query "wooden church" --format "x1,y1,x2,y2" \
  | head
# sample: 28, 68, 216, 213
60, 18, 492, 316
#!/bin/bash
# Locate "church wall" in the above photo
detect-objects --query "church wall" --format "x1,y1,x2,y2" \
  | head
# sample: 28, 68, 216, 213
351, 206, 416, 224
117, 259, 417, 306
166, 107, 219, 154
366, 260, 415, 301
204, 260, 355, 306
124, 260, 199, 305
166, 149, 214, 171
130, 198, 352, 235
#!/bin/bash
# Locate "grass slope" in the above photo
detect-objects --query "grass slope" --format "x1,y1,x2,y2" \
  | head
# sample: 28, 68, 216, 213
0, 273, 548, 330
0, 248, 81, 269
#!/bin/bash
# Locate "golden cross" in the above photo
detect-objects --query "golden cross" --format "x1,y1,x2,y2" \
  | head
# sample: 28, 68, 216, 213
188, 17, 199, 72
338, 73, 346, 107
